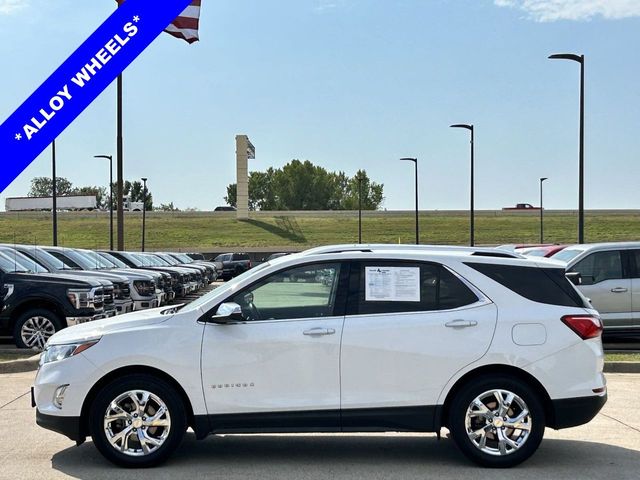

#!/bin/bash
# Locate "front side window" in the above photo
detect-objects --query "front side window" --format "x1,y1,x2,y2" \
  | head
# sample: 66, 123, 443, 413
351, 262, 479, 315
230, 263, 342, 321
571, 251, 623, 284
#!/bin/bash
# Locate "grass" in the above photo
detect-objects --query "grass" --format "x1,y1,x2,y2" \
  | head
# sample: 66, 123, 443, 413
1, 209, 640, 251
605, 353, 640, 362
0, 352, 36, 362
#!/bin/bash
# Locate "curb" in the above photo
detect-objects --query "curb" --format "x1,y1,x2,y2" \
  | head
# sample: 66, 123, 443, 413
0, 355, 40, 374
604, 362, 640, 374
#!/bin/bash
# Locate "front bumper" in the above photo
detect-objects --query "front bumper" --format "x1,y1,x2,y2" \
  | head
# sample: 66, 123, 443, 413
133, 298, 159, 310
115, 299, 134, 314
36, 409, 83, 443
548, 393, 607, 429
66, 312, 109, 326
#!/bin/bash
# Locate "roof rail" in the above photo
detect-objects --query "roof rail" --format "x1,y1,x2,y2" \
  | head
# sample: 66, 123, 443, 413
301, 244, 524, 259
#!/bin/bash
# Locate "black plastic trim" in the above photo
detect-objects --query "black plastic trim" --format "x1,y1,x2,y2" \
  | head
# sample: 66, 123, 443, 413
209, 409, 340, 433
207, 406, 438, 434
548, 394, 607, 429
36, 410, 84, 442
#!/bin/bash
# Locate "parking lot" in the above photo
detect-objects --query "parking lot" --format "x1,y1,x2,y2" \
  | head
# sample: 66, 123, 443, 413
0, 372, 637, 479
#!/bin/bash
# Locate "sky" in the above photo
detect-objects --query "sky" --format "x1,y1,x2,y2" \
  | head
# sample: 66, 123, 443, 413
0, 0, 639, 212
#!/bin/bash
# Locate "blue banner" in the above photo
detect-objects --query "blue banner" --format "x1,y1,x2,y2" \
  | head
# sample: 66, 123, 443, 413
0, 0, 192, 193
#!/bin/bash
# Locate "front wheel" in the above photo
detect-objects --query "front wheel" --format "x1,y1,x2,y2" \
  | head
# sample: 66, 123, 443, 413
89, 374, 187, 468
13, 309, 62, 349
448, 375, 545, 468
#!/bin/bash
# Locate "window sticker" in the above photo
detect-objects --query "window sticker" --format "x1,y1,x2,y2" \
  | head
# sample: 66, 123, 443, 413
365, 266, 420, 302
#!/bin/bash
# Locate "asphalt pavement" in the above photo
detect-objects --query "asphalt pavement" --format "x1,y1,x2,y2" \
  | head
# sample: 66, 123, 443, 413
0, 372, 638, 480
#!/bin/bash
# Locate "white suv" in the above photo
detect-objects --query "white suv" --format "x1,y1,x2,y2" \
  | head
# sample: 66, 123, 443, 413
33, 246, 606, 468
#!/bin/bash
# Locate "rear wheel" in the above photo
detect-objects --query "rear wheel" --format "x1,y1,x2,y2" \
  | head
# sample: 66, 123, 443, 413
89, 374, 187, 468
448, 375, 545, 468
13, 309, 62, 349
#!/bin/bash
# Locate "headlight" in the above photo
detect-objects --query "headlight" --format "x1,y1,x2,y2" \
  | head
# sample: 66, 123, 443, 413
133, 280, 155, 296
67, 288, 95, 309
39, 339, 100, 366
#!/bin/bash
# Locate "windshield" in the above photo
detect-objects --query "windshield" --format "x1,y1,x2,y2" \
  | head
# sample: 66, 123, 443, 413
0, 252, 30, 273
28, 247, 76, 271
57, 249, 96, 270
156, 254, 177, 265
120, 252, 144, 267
551, 249, 584, 263
174, 254, 193, 263
133, 254, 155, 267
0, 249, 48, 273
78, 250, 115, 269
180, 261, 271, 313
99, 252, 129, 269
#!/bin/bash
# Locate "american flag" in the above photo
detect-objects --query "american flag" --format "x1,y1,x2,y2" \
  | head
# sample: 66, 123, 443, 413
116, 0, 201, 44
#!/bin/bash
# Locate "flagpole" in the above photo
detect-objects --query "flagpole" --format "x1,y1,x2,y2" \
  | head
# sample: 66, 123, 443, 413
52, 140, 58, 246
116, 1, 124, 251
116, 74, 124, 251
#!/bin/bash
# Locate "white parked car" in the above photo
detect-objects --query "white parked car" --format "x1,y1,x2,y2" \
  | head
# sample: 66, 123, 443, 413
33, 245, 606, 468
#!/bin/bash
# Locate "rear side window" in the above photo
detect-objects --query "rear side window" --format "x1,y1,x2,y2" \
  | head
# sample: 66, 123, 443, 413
349, 261, 479, 315
466, 263, 587, 308
233, 253, 250, 261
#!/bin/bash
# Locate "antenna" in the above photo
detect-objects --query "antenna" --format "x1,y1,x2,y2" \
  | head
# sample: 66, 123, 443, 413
13, 232, 17, 271
33, 237, 40, 272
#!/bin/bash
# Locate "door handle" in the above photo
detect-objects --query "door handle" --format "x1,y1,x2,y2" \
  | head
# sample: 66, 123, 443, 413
611, 287, 628, 293
303, 327, 336, 336
445, 319, 478, 328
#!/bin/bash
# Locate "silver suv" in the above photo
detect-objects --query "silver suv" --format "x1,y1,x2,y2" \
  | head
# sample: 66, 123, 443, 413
552, 242, 640, 339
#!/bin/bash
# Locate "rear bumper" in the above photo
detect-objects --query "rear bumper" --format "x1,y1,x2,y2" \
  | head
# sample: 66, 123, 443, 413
548, 393, 607, 429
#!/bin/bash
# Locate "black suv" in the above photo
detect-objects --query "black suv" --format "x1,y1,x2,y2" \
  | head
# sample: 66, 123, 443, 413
0, 252, 108, 349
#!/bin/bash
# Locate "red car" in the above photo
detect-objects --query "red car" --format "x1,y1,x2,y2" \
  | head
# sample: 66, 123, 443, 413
515, 244, 568, 258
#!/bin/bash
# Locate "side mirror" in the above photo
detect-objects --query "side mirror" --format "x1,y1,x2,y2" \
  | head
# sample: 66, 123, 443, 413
566, 272, 582, 286
210, 302, 245, 324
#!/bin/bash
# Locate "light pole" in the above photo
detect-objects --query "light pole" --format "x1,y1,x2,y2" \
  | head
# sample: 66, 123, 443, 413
549, 53, 585, 243
95, 155, 113, 250
450, 124, 475, 246
141, 177, 148, 252
357, 173, 363, 244
540, 177, 548, 243
51, 140, 58, 246
400, 158, 419, 244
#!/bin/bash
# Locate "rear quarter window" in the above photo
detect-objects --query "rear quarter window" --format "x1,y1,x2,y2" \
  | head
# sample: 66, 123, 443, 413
465, 262, 588, 308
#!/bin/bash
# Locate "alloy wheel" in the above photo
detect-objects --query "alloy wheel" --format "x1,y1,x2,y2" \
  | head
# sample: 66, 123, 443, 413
103, 390, 171, 457
20, 316, 56, 350
465, 389, 532, 456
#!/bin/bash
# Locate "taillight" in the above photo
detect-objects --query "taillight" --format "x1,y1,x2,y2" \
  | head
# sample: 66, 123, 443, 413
561, 314, 603, 340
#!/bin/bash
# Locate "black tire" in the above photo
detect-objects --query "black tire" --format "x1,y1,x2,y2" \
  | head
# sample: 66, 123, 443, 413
89, 374, 187, 468
13, 308, 63, 350
448, 374, 545, 468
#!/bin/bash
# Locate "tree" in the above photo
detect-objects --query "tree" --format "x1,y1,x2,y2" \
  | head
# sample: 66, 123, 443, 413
341, 170, 384, 210
225, 161, 384, 211
28, 177, 74, 197
156, 202, 180, 212
116, 180, 153, 210
72, 186, 108, 209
